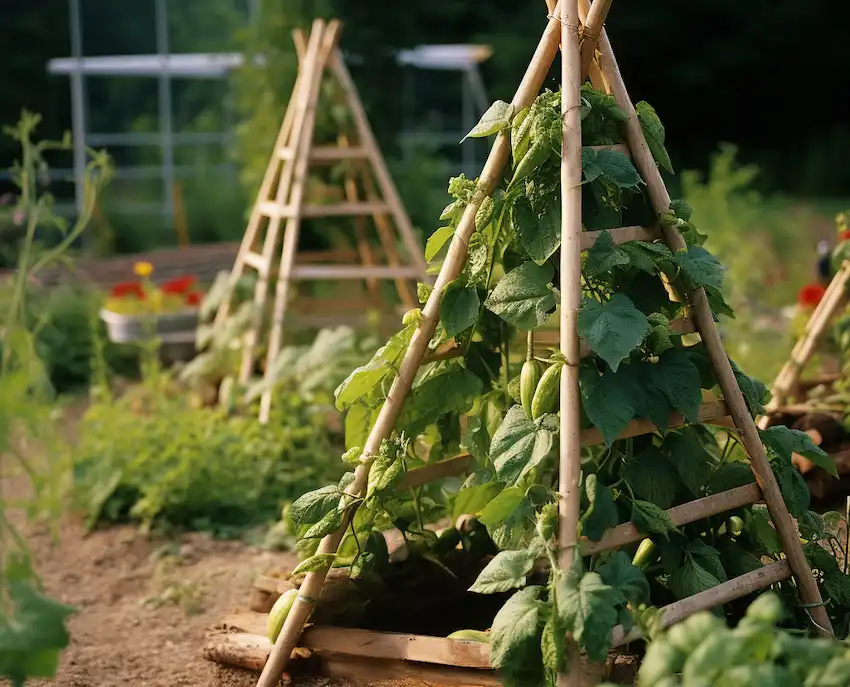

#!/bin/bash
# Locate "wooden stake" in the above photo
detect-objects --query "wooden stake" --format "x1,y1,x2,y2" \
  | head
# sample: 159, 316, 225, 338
578, 0, 833, 636
214, 48, 303, 329
240, 24, 330, 386
558, 1, 584, 682
255, 8, 565, 686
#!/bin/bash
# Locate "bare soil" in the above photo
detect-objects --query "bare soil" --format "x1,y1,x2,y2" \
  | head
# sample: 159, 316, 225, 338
5, 401, 435, 687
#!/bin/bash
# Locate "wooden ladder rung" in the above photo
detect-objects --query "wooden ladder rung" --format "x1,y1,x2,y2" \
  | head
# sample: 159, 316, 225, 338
580, 482, 762, 556
612, 560, 792, 647
290, 265, 421, 280
579, 225, 660, 251
258, 201, 391, 219
581, 400, 730, 447
277, 145, 370, 162
533, 316, 697, 353
242, 251, 268, 273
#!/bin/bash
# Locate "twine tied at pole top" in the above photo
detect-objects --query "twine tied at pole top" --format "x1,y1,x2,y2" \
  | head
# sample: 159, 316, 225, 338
545, 14, 582, 32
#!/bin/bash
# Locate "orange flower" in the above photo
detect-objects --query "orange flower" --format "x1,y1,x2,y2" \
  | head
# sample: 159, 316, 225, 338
839, 230, 850, 242
798, 283, 827, 308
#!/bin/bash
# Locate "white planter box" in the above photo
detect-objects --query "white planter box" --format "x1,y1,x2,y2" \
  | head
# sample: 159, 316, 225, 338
100, 308, 199, 344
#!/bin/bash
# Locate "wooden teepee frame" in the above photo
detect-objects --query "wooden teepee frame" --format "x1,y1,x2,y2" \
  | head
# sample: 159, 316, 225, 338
758, 260, 850, 430
212, 3, 834, 686
213, 19, 428, 423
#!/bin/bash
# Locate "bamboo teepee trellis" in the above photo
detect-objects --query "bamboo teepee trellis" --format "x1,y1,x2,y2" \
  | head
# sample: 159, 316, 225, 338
212, 19, 428, 423
245, 3, 832, 685
758, 260, 850, 430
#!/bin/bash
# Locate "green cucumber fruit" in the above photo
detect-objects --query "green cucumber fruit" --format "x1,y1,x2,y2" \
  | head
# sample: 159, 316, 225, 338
520, 359, 541, 418
531, 362, 562, 419
267, 589, 300, 642
447, 629, 491, 643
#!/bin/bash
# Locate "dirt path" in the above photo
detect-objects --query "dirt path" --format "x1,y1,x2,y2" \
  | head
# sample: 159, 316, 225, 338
22, 516, 294, 687
7, 400, 427, 687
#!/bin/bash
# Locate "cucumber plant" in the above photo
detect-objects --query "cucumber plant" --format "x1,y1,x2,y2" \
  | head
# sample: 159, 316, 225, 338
286, 85, 846, 684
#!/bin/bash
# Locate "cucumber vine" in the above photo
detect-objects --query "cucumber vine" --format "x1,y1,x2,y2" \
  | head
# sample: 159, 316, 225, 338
286, 84, 846, 685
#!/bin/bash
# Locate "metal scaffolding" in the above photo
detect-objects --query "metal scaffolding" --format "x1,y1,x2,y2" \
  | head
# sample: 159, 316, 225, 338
48, 0, 491, 232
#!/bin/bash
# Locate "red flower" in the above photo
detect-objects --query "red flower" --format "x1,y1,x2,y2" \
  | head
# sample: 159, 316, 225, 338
111, 282, 145, 299
798, 283, 827, 308
160, 275, 197, 296
840, 230, 850, 242
185, 292, 203, 307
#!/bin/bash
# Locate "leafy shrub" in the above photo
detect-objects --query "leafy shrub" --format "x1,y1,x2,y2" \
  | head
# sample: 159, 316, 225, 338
72, 385, 347, 536
0, 111, 112, 686
606, 592, 850, 687
73, 322, 376, 536
681, 144, 822, 382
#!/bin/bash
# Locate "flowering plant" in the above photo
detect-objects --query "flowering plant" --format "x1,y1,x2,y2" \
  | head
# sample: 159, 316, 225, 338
103, 261, 204, 315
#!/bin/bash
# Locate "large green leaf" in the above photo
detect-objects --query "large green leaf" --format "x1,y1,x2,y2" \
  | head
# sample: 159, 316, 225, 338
463, 100, 514, 140
0, 578, 77, 685
631, 500, 675, 538
580, 474, 619, 541
585, 230, 630, 278
597, 550, 651, 606
489, 405, 557, 486
580, 364, 637, 446
646, 347, 703, 425
661, 429, 716, 496
440, 281, 480, 337
469, 549, 537, 594
425, 226, 455, 261
669, 554, 723, 606
489, 586, 544, 669
289, 485, 342, 528
582, 148, 643, 191
578, 294, 650, 372
636, 101, 674, 174
399, 365, 482, 437
487, 493, 538, 551
478, 486, 526, 526
453, 482, 505, 521
556, 570, 622, 662
334, 325, 415, 410
485, 262, 560, 330
759, 425, 837, 477
512, 195, 561, 265
674, 245, 726, 292
622, 446, 680, 509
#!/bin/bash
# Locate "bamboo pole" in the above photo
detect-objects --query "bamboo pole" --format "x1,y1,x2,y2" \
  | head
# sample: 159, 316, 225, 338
611, 560, 792, 647
254, 9, 565, 687
258, 22, 342, 421
240, 24, 328, 386
578, 0, 613, 79
214, 46, 303, 329
558, 1, 585, 682
577, 0, 833, 637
